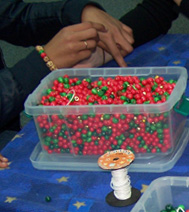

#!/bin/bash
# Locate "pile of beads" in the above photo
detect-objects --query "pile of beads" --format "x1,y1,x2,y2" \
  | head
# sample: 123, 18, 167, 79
160, 204, 189, 212
39, 75, 176, 106
36, 112, 178, 155
35, 75, 183, 155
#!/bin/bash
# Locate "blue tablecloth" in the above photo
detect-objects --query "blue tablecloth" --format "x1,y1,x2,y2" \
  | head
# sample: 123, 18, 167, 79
0, 34, 189, 212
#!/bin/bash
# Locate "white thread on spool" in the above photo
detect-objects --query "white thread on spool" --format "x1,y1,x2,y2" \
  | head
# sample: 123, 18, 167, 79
110, 167, 131, 200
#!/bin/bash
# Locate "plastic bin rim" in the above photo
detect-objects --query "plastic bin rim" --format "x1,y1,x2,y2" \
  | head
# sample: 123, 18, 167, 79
24, 66, 188, 116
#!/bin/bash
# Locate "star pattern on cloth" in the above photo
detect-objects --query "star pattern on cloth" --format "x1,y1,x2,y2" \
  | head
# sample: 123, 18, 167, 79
0, 162, 12, 171
140, 184, 148, 193
57, 176, 69, 183
11, 133, 24, 141
173, 60, 181, 65
5, 196, 17, 203
73, 201, 86, 209
158, 46, 165, 51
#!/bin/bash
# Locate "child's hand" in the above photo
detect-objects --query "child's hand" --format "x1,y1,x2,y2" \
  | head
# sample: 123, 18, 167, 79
0, 154, 9, 168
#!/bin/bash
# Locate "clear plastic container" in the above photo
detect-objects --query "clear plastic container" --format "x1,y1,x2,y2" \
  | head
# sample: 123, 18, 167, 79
25, 67, 188, 159
131, 176, 189, 212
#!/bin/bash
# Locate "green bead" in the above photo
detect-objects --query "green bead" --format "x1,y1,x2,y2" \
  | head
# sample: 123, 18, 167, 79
44, 140, 50, 146
109, 94, 115, 99
111, 144, 115, 148
158, 134, 164, 139
86, 137, 92, 142
102, 126, 108, 131
152, 85, 157, 91
64, 84, 70, 89
45, 196, 51, 202
101, 86, 108, 91
63, 77, 69, 84
178, 205, 185, 210
140, 140, 145, 144
67, 93, 73, 99
53, 139, 58, 144
169, 79, 174, 83
120, 114, 126, 119
45, 136, 51, 142
137, 136, 142, 141
102, 95, 108, 100
165, 204, 174, 211
131, 99, 136, 104
94, 140, 99, 145
81, 134, 87, 139
60, 92, 67, 97
86, 95, 91, 100
129, 134, 134, 138
97, 81, 102, 86
118, 139, 123, 145
76, 80, 82, 85
97, 90, 105, 97
104, 135, 109, 140
71, 140, 76, 144
129, 121, 135, 127
57, 77, 64, 83
154, 97, 160, 102
49, 96, 55, 102
87, 131, 92, 137
147, 148, 151, 153
85, 78, 91, 83
104, 114, 111, 120
120, 96, 127, 101
163, 124, 169, 128
164, 91, 169, 96
81, 115, 88, 120
127, 146, 132, 150
61, 149, 66, 153
156, 122, 162, 128
92, 88, 98, 95
145, 127, 150, 132
46, 88, 53, 94
49, 144, 54, 149
123, 82, 128, 89
164, 112, 169, 117
144, 101, 150, 104
39, 49, 44, 54
150, 125, 156, 131
112, 118, 119, 123
157, 128, 163, 134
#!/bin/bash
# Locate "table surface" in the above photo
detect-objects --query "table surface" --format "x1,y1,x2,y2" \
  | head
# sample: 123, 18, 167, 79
0, 34, 189, 212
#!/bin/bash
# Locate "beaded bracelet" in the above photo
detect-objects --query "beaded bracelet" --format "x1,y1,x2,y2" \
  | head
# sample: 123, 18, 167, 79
35, 45, 57, 71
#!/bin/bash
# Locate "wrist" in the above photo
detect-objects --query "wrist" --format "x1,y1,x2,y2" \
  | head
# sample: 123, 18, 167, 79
35, 46, 57, 71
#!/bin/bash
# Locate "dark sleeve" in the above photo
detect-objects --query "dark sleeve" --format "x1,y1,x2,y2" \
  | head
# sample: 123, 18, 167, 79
0, 0, 103, 47
120, 0, 179, 48
0, 50, 50, 129
179, 0, 189, 18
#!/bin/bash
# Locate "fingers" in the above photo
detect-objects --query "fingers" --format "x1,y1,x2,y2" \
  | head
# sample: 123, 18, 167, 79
98, 32, 127, 67
115, 32, 134, 54
0, 154, 9, 168
73, 27, 99, 42
67, 22, 106, 33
